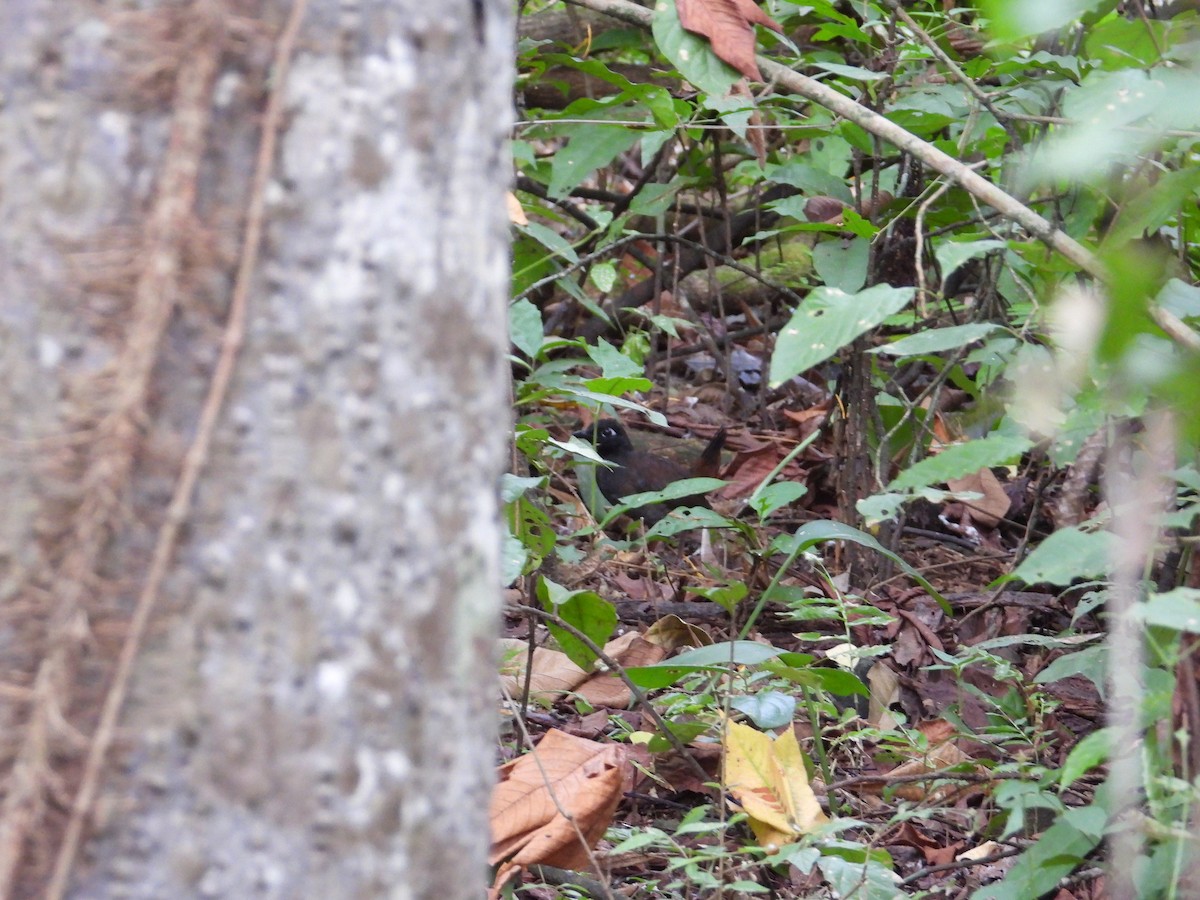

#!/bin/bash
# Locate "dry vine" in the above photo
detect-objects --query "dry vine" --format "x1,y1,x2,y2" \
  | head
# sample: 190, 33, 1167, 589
0, 11, 222, 893
42, 2, 309, 894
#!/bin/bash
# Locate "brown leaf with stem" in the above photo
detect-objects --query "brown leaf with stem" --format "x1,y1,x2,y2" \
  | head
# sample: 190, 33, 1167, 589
676, 0, 782, 82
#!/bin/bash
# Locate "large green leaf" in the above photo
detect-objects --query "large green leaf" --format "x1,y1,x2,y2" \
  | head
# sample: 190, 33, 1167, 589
973, 804, 1106, 900
1132, 587, 1200, 632
935, 239, 1006, 283
626, 640, 785, 688
1010, 527, 1114, 586
978, 0, 1114, 42
812, 237, 868, 293
509, 297, 544, 359
888, 433, 1033, 490
547, 123, 641, 198
769, 284, 914, 386
777, 520, 948, 611
871, 323, 1003, 357
538, 577, 618, 672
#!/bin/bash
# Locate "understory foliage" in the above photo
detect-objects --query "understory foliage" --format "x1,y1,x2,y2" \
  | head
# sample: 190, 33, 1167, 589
501, 1, 1200, 897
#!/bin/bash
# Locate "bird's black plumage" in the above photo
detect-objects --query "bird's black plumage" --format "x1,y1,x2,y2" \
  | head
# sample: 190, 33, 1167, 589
573, 419, 725, 525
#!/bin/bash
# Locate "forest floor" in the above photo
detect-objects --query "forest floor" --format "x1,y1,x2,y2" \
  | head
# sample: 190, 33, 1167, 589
496, 377, 1108, 899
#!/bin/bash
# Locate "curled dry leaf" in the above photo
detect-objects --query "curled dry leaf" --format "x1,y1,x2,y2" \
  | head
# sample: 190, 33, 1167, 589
490, 729, 630, 890
676, 0, 782, 81
804, 195, 849, 224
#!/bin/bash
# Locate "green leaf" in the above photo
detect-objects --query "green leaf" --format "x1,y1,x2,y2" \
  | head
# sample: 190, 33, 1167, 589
584, 376, 654, 396
519, 221, 579, 263
769, 284, 915, 386
888, 433, 1033, 491
973, 804, 1106, 900
547, 123, 640, 198
509, 297, 545, 359
870, 323, 1003, 357
651, 0, 739, 98
1059, 728, 1112, 787
856, 492, 907, 526
806, 667, 870, 697
502, 529, 527, 586
626, 640, 785, 689
813, 237, 869, 293
978, 0, 1114, 42
1100, 168, 1200, 249
603, 477, 726, 518
670, 640, 784, 666
539, 578, 618, 672
590, 261, 618, 293
750, 481, 808, 519
781, 520, 949, 612
587, 338, 644, 379
730, 691, 796, 729
1131, 587, 1200, 632
500, 473, 546, 503
935, 239, 1007, 283
1158, 279, 1200, 321
1035, 644, 1107, 695
810, 61, 888, 81
551, 386, 667, 425
645, 506, 735, 537
689, 581, 748, 614
818, 855, 902, 900
1010, 527, 1114, 586
766, 162, 855, 203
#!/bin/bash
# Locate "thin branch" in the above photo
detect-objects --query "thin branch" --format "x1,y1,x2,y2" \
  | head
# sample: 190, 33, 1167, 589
513, 604, 711, 785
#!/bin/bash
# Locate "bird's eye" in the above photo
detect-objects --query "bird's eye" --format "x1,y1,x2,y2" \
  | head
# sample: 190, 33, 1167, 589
602, 427, 616, 439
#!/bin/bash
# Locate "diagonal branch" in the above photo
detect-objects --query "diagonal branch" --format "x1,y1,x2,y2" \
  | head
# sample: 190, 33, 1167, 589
562, 0, 1200, 351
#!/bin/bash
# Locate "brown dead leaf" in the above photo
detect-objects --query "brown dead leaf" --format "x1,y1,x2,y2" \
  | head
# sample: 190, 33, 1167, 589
576, 635, 666, 708
490, 729, 629, 874
892, 822, 961, 867
803, 195, 848, 224
947, 466, 1012, 529
717, 444, 806, 500
866, 660, 901, 730
643, 614, 713, 652
676, 0, 783, 81
499, 639, 589, 700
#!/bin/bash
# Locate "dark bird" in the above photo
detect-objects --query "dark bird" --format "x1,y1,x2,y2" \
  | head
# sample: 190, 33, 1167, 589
573, 419, 726, 525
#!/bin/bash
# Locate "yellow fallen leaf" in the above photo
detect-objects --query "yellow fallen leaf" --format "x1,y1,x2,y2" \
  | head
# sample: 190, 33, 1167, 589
723, 720, 827, 848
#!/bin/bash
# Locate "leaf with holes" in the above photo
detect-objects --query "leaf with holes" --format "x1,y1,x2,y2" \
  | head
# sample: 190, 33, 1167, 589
770, 284, 914, 386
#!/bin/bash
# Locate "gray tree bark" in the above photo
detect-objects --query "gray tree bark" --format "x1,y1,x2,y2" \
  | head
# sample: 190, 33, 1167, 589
0, 1, 512, 897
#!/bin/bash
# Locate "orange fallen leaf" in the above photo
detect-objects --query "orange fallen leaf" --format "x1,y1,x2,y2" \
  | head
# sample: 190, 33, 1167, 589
490, 729, 629, 891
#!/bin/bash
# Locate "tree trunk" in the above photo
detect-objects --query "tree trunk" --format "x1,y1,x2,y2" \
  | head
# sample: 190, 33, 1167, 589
0, 1, 513, 897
